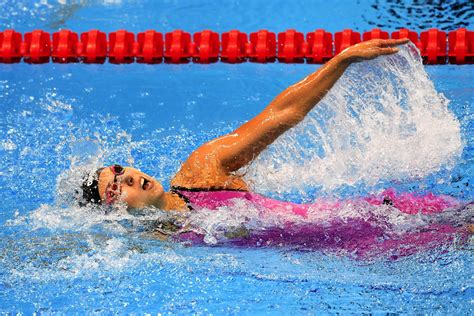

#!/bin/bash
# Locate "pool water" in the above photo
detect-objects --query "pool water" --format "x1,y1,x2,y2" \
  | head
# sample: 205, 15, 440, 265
1, 0, 473, 314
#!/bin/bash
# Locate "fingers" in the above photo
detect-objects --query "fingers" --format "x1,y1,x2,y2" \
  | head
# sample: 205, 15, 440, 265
379, 47, 399, 55
379, 38, 410, 47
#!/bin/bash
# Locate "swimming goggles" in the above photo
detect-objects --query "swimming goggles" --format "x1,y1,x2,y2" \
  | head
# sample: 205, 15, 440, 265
105, 164, 125, 205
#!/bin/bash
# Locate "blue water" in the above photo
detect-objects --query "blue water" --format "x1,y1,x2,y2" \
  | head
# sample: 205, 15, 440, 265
1, 1, 473, 314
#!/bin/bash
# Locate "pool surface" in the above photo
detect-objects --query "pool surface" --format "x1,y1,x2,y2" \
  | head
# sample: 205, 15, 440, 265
1, 0, 473, 314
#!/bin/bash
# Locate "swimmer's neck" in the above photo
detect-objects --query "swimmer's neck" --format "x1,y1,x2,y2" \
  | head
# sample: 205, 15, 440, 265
160, 191, 189, 211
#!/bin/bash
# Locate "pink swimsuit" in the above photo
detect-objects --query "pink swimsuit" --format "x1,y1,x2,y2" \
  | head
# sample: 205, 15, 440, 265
170, 186, 470, 259
171, 186, 460, 216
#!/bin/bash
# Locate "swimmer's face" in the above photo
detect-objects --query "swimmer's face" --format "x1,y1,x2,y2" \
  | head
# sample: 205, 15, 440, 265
98, 165, 165, 209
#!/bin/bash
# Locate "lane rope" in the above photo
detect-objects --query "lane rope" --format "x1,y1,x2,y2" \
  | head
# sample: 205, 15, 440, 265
0, 28, 473, 65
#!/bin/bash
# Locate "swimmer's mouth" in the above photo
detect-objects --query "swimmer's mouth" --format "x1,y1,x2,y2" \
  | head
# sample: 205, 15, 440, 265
140, 177, 153, 191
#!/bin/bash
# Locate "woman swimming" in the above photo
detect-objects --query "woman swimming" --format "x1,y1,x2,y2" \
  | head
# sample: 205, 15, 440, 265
81, 38, 410, 211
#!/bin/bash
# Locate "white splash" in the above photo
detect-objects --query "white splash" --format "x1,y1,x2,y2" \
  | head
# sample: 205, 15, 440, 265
244, 43, 462, 194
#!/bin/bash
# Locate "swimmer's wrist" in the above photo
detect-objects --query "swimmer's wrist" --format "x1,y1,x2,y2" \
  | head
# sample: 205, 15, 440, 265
332, 51, 354, 66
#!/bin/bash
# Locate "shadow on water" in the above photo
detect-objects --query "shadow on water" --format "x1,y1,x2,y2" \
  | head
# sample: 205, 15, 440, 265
362, 0, 474, 30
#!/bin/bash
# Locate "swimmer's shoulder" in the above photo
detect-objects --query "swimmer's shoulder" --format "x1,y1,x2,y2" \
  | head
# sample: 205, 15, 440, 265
171, 150, 249, 191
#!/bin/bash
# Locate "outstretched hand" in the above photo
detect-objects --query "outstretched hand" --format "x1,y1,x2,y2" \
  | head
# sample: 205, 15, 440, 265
339, 38, 410, 63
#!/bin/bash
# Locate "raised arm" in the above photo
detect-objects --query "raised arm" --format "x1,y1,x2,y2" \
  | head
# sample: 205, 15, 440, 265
185, 39, 409, 174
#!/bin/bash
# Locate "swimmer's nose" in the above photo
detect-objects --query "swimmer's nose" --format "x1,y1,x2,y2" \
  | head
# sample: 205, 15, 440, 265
124, 175, 135, 187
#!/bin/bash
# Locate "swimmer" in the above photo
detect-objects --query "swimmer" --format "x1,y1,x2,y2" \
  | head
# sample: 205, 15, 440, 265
81, 39, 409, 211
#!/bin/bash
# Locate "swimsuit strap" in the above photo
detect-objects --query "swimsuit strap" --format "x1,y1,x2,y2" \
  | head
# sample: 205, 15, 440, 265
170, 185, 248, 192
169, 187, 194, 211
170, 186, 249, 211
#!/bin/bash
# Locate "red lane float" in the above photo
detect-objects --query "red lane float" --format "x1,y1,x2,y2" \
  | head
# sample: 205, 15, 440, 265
448, 28, 474, 64
23, 30, 51, 63
1, 28, 473, 65
221, 30, 247, 63
164, 30, 191, 63
0, 30, 22, 63
80, 30, 107, 63
420, 28, 447, 64
248, 30, 276, 63
52, 30, 79, 63
109, 30, 135, 64
136, 30, 163, 64
306, 29, 333, 63
392, 28, 419, 44
278, 29, 304, 63
363, 28, 389, 41
192, 30, 219, 63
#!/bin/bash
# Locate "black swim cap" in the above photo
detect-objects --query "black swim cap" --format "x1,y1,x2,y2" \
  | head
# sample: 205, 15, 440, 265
80, 167, 104, 206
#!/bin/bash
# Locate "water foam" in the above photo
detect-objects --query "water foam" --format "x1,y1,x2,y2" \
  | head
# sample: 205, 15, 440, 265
244, 44, 463, 194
